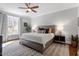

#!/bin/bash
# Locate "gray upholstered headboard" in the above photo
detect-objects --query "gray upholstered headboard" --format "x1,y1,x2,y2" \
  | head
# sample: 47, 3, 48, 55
37, 25, 56, 34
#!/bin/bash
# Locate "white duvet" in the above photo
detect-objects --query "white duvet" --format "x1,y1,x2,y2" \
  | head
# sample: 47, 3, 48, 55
20, 33, 54, 48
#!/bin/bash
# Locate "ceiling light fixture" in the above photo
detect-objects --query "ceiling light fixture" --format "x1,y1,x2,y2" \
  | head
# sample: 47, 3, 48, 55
19, 3, 39, 13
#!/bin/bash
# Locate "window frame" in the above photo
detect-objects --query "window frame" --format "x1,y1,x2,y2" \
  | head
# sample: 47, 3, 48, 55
7, 15, 20, 35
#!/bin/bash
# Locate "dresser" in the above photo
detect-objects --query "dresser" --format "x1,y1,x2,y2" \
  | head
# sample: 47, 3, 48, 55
0, 35, 2, 56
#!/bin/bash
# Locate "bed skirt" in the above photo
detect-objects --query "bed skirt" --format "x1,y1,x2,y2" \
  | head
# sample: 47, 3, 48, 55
19, 39, 54, 53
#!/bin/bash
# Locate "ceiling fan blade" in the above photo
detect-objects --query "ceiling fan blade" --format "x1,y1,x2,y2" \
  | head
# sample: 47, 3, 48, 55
31, 6, 39, 9
25, 3, 29, 7
26, 10, 29, 13
31, 9, 37, 13
18, 7, 27, 9
28, 3, 30, 5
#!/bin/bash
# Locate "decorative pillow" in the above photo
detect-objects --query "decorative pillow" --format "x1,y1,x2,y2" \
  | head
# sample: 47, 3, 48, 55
37, 30, 46, 33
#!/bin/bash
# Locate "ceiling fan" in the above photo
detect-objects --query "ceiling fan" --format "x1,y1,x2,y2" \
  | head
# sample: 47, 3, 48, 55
18, 3, 39, 13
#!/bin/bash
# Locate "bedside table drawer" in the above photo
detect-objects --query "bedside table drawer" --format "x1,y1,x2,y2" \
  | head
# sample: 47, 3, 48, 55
54, 35, 65, 43
60, 36, 65, 42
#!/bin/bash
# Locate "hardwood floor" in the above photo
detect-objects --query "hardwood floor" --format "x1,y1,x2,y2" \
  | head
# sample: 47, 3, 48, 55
2, 40, 69, 56
2, 40, 78, 56
69, 45, 78, 56
43, 43, 69, 56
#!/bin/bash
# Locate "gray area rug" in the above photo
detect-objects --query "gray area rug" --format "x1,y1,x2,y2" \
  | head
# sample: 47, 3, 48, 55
2, 40, 69, 56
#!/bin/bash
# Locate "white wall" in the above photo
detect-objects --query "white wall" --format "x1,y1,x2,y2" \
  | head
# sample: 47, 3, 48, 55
31, 7, 78, 42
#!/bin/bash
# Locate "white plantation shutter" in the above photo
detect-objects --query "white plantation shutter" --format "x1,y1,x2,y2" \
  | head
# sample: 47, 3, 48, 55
7, 15, 19, 35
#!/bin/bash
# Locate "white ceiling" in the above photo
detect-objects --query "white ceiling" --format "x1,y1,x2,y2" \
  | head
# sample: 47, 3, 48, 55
0, 3, 79, 17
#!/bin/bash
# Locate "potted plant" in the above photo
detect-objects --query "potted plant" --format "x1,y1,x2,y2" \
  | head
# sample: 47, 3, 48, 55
71, 35, 78, 48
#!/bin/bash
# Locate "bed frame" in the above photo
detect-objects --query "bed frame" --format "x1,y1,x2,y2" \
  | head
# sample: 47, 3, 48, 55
20, 25, 56, 53
20, 38, 54, 53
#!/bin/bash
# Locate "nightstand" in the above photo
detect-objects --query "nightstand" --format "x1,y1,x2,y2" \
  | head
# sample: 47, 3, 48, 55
54, 35, 65, 43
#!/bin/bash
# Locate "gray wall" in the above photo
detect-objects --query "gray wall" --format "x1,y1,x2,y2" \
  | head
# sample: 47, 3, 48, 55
20, 17, 31, 34
31, 7, 78, 40
77, 7, 79, 37
1, 14, 7, 42
0, 13, 3, 34
31, 7, 77, 26
0, 7, 78, 42
0, 10, 31, 42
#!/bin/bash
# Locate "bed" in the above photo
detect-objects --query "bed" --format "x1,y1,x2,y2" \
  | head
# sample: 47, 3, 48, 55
20, 33, 54, 53
20, 25, 56, 53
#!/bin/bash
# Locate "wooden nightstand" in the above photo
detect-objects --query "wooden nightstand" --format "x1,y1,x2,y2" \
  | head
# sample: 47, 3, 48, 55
54, 35, 65, 43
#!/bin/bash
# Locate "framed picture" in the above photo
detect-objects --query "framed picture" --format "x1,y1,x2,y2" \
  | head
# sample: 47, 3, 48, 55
24, 22, 28, 27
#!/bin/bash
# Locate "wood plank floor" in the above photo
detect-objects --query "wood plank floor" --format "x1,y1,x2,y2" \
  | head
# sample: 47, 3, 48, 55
2, 40, 70, 56
69, 45, 78, 56
43, 43, 69, 56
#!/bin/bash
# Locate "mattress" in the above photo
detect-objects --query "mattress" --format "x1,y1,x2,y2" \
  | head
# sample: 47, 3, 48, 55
20, 33, 54, 48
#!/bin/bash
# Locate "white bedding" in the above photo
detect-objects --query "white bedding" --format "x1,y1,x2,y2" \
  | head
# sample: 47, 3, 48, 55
20, 33, 54, 48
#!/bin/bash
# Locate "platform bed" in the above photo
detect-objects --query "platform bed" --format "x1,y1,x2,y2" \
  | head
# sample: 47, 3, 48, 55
19, 25, 56, 53
20, 38, 54, 53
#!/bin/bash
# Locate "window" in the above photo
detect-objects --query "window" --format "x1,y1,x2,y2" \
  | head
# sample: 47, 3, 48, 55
7, 15, 19, 35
